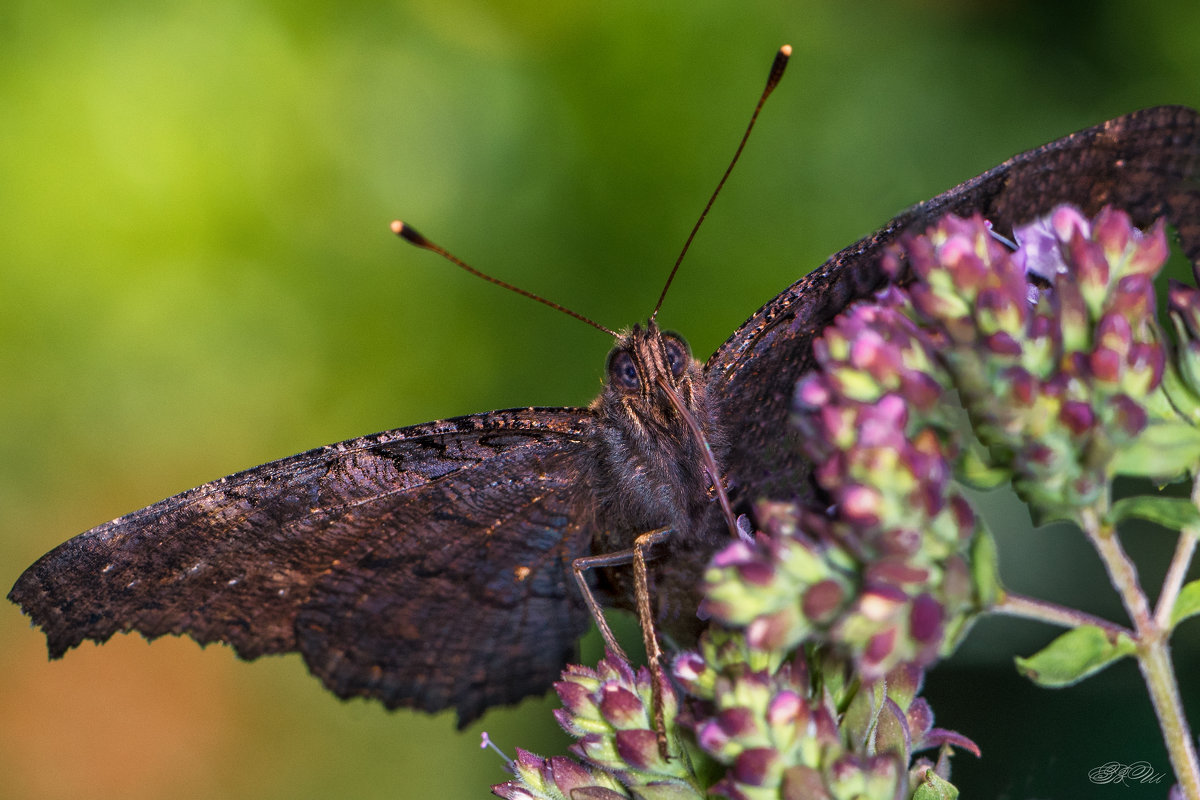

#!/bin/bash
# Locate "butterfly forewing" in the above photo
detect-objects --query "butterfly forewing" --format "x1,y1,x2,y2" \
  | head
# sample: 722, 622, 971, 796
8, 408, 598, 724
706, 105, 1200, 512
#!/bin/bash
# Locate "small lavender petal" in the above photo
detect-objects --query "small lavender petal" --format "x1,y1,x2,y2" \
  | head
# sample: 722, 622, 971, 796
1014, 213, 1068, 281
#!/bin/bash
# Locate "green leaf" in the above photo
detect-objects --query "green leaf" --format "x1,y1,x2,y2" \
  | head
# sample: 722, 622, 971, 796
1111, 421, 1200, 479
1170, 580, 1200, 630
1160, 336, 1200, 426
912, 768, 959, 800
1014, 625, 1136, 688
1108, 496, 1200, 529
970, 526, 1002, 608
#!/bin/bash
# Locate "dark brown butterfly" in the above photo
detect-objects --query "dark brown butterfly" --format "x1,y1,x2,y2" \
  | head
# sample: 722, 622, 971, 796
10, 103, 1200, 730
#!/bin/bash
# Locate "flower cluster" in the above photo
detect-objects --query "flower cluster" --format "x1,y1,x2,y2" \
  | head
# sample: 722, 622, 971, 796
673, 635, 975, 800
493, 653, 703, 800
704, 290, 994, 683
896, 207, 1176, 518
494, 751, 630, 800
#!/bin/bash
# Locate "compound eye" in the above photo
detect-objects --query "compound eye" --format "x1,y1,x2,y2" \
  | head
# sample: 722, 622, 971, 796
607, 350, 640, 392
661, 334, 690, 380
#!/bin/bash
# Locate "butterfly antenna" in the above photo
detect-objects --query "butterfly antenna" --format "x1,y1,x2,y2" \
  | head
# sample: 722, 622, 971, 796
391, 220, 618, 337
651, 44, 791, 320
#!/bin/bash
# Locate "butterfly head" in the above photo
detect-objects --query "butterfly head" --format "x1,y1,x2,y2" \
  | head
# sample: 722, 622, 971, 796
603, 320, 703, 417
589, 320, 728, 543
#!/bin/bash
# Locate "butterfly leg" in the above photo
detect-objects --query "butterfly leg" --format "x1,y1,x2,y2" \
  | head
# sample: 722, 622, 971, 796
631, 526, 674, 758
572, 550, 632, 662
572, 526, 674, 758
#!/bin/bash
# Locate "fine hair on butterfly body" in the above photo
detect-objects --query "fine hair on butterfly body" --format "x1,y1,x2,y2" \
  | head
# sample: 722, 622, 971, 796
9, 44, 1200, 735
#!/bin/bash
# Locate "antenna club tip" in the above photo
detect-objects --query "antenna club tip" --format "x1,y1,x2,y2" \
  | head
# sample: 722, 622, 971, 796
390, 220, 430, 247
765, 45, 791, 90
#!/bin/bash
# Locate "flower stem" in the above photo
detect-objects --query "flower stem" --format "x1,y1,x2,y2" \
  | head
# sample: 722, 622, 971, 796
1155, 475, 1200, 631
992, 592, 1132, 638
1155, 528, 1198, 630
1082, 509, 1200, 800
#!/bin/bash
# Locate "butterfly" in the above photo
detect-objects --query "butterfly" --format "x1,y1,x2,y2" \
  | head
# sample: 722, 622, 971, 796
10, 101, 1200, 730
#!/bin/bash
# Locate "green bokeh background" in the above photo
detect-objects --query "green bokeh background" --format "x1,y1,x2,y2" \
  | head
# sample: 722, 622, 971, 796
3, 2, 1199, 798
